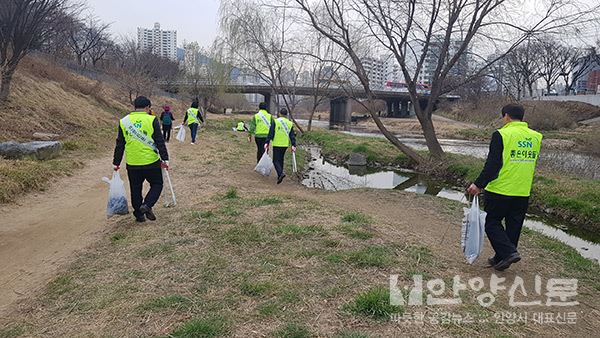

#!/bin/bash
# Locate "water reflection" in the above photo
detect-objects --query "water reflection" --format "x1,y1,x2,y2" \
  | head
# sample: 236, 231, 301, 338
301, 147, 600, 263
302, 147, 466, 200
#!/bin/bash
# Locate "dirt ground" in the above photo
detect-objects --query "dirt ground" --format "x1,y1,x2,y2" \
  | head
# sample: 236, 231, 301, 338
0, 114, 599, 337
351, 115, 478, 139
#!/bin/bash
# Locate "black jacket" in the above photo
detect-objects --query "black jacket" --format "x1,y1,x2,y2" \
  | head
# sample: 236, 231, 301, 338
113, 117, 169, 170
474, 131, 503, 189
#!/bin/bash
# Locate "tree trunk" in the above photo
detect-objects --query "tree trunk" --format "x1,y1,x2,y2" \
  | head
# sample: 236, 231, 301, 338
369, 110, 424, 164
528, 83, 534, 97
307, 107, 316, 132
416, 107, 445, 160
0, 66, 17, 102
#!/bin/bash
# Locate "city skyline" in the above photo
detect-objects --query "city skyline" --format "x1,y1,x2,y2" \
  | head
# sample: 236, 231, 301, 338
85, 0, 219, 48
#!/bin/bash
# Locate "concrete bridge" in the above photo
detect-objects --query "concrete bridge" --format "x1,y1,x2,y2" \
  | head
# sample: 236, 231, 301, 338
160, 82, 459, 130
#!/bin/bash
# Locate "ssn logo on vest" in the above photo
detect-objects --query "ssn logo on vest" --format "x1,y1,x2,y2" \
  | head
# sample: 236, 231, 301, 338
517, 138, 534, 148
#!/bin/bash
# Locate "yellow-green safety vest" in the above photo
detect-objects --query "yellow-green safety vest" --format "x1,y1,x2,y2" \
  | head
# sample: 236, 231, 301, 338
236, 122, 245, 131
254, 109, 272, 136
119, 112, 160, 166
272, 117, 294, 147
187, 108, 200, 125
485, 121, 543, 197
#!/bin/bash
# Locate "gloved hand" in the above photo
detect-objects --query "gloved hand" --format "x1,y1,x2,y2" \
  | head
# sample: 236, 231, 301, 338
264, 143, 269, 150
291, 146, 297, 153
247, 135, 252, 143
113, 165, 120, 171
161, 161, 170, 170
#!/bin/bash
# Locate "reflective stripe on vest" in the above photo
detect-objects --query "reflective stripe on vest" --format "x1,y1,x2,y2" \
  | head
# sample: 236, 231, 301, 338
187, 108, 199, 125
120, 112, 160, 166
254, 110, 272, 136
485, 121, 543, 197
272, 117, 293, 147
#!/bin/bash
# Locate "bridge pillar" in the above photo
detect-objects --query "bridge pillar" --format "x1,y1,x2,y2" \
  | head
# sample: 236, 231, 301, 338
262, 93, 276, 113
329, 97, 352, 131
392, 101, 401, 118
400, 100, 409, 117
386, 100, 393, 117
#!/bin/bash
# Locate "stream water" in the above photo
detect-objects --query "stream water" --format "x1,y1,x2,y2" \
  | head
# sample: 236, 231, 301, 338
343, 131, 600, 180
301, 147, 600, 263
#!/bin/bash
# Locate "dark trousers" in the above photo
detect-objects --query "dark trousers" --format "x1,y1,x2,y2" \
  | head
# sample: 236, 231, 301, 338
189, 123, 198, 143
255, 137, 267, 163
127, 168, 163, 218
272, 146, 287, 178
483, 191, 529, 260
162, 124, 172, 141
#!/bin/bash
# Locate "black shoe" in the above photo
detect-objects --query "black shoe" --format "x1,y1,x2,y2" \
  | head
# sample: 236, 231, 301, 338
494, 252, 521, 271
277, 174, 286, 185
135, 214, 146, 223
140, 204, 156, 221
486, 256, 499, 268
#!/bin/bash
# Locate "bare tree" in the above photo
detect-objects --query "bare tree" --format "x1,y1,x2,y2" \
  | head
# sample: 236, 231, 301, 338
538, 38, 570, 95
87, 35, 112, 68
109, 37, 179, 104
293, 0, 600, 162
0, 0, 67, 102
560, 47, 597, 95
220, 0, 306, 133
67, 15, 110, 67
502, 52, 526, 100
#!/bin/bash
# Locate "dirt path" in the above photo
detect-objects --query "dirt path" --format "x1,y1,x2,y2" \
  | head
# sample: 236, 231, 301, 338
0, 155, 112, 315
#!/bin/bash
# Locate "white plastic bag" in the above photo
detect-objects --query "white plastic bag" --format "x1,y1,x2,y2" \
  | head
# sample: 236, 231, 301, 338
254, 152, 273, 176
102, 171, 129, 218
461, 195, 486, 264
176, 125, 186, 142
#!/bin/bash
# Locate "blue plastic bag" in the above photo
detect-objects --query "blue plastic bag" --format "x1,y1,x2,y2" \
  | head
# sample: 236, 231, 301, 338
102, 171, 129, 218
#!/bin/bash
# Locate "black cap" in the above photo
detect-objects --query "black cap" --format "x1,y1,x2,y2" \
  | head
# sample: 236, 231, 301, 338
259, 102, 268, 110
279, 108, 288, 116
133, 96, 151, 109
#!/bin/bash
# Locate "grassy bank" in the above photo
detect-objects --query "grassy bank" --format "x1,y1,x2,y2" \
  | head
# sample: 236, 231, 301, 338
0, 127, 115, 203
300, 130, 599, 231
3, 120, 600, 337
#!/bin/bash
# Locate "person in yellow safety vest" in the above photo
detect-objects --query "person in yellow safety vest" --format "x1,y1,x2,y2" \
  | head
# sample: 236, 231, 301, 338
183, 100, 204, 145
236, 121, 247, 132
248, 102, 274, 163
467, 103, 543, 271
264, 108, 297, 184
113, 96, 170, 223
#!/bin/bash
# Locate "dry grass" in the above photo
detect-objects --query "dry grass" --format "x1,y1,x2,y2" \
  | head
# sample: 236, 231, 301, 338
439, 97, 600, 131
0, 56, 186, 203
2, 119, 599, 337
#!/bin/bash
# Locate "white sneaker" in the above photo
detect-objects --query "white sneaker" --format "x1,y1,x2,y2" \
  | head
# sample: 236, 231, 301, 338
191, 142, 195, 145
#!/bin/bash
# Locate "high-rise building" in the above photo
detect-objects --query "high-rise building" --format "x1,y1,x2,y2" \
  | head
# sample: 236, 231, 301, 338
137, 22, 177, 61
363, 57, 386, 89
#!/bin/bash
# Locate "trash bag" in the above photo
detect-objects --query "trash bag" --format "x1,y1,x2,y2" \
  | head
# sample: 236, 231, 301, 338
254, 152, 273, 176
461, 195, 486, 264
175, 125, 186, 142
102, 171, 129, 218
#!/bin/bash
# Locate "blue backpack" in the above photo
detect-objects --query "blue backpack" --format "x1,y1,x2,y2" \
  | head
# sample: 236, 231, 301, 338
162, 113, 172, 125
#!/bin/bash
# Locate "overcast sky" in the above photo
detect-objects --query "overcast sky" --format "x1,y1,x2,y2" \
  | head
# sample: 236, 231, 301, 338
85, 0, 220, 48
